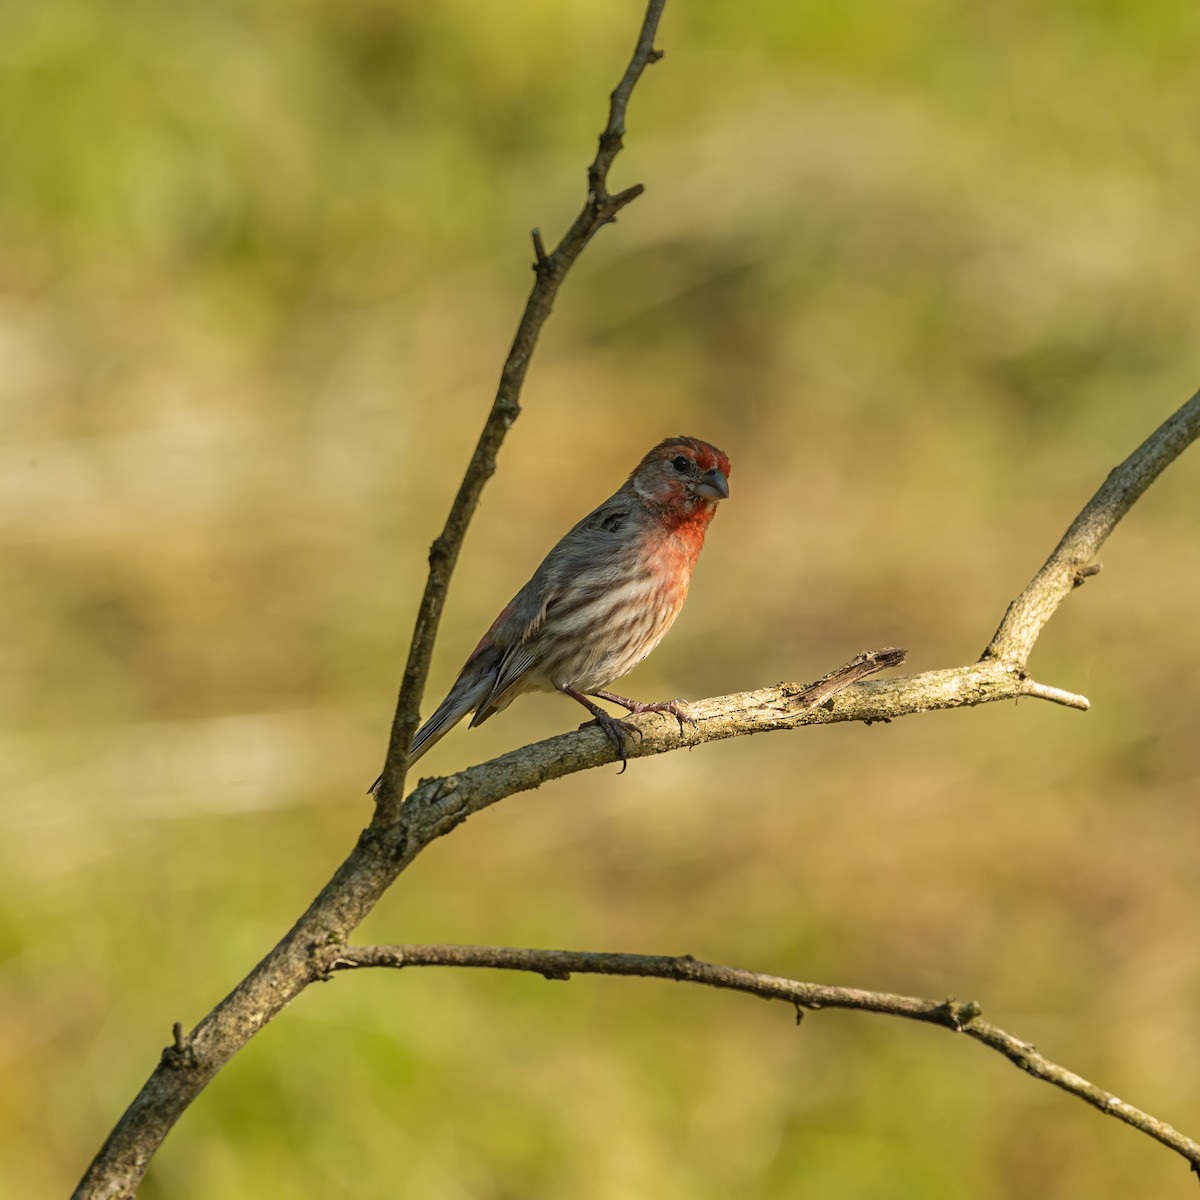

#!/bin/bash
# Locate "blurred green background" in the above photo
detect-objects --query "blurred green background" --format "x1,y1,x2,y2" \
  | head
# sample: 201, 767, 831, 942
3, 0, 1200, 1196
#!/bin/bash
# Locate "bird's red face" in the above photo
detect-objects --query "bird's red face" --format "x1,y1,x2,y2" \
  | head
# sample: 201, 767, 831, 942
630, 436, 731, 514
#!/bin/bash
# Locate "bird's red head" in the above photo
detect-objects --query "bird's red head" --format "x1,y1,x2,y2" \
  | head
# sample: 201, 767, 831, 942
627, 436, 731, 528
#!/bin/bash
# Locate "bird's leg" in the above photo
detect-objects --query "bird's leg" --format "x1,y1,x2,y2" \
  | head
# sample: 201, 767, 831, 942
589, 689, 696, 736
559, 685, 641, 772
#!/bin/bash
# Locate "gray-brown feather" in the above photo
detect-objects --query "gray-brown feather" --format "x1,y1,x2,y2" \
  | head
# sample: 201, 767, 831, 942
405, 435, 725, 768
469, 492, 654, 722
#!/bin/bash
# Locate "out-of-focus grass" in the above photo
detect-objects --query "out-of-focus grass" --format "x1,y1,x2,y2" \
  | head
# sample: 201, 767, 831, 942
2, 1, 1199, 1197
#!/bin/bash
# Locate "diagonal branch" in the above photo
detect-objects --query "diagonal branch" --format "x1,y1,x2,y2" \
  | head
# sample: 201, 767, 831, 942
387, 656, 1084, 858
371, 0, 667, 826
985, 389, 1200, 666
317, 943, 1200, 1177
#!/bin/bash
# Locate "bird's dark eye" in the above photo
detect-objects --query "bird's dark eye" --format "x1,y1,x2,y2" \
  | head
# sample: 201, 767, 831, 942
671, 455, 690, 474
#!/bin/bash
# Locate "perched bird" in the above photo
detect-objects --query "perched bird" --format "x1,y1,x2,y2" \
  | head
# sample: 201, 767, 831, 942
371, 435, 730, 788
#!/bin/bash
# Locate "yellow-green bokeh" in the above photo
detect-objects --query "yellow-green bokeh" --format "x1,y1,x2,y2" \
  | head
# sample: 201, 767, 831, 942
3, 1, 1199, 1197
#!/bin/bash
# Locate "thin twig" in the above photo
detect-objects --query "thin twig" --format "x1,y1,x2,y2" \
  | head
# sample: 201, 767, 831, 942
530, 227, 549, 270
370, 0, 667, 826
1019, 678, 1090, 709
319, 943, 1200, 1176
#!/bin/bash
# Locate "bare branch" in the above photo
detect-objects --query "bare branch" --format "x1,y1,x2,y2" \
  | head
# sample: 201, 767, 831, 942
72, 6, 668, 1198
319, 943, 1200, 1176
985, 390, 1200, 666
370, 0, 667, 826
387, 659, 1080, 853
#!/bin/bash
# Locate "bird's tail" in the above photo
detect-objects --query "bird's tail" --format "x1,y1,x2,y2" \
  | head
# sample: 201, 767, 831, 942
367, 666, 493, 794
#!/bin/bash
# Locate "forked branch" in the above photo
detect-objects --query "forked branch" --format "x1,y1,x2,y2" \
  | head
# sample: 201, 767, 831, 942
986, 391, 1200, 665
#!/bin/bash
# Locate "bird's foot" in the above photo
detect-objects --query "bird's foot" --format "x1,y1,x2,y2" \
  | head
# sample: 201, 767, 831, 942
560, 684, 648, 773
590, 709, 643, 774
590, 690, 697, 736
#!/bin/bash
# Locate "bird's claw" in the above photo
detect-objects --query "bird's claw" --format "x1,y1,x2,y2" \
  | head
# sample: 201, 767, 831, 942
590, 711, 642, 774
572, 690, 696, 773
663, 699, 697, 735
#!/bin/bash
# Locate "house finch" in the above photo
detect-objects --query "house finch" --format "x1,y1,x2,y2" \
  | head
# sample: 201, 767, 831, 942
370, 435, 730, 788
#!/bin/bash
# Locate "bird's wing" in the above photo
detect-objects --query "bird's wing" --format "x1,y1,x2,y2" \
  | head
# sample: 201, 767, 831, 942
467, 585, 558, 726
406, 588, 553, 760
468, 494, 638, 725
406, 670, 489, 764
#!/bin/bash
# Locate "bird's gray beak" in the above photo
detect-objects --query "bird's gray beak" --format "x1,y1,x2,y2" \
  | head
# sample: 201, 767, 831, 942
693, 469, 730, 501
